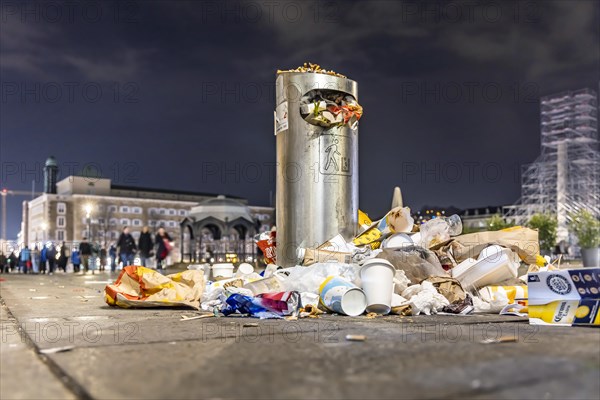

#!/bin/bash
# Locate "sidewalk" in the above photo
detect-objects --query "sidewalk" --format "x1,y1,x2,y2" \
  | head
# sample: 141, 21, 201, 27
1, 272, 599, 399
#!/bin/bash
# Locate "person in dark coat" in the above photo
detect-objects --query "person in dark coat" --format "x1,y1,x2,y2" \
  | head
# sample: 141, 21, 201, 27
0, 252, 6, 274
8, 251, 17, 272
58, 242, 69, 272
138, 226, 153, 267
109, 244, 117, 272
46, 244, 57, 275
40, 245, 47, 274
117, 227, 137, 267
79, 238, 92, 273
155, 227, 172, 270
99, 247, 107, 271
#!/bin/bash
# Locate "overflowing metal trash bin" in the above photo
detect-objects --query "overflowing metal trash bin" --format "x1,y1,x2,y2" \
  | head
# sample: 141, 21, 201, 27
275, 69, 360, 267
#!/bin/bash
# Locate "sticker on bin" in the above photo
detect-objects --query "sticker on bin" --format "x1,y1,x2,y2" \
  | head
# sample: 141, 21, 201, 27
275, 101, 288, 135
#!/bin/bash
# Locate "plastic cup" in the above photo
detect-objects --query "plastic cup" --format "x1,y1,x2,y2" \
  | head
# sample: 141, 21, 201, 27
236, 263, 254, 276
211, 263, 234, 280
360, 258, 395, 315
381, 233, 413, 249
319, 276, 367, 316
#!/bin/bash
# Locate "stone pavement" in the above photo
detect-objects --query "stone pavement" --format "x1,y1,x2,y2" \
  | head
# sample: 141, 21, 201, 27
1, 272, 599, 400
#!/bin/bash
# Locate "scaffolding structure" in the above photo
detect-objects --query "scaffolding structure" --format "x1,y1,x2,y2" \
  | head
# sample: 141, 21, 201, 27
504, 87, 600, 243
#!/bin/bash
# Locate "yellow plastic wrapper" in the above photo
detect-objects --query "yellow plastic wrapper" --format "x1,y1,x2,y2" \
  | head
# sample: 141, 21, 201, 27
353, 206, 413, 248
105, 266, 205, 309
480, 285, 528, 306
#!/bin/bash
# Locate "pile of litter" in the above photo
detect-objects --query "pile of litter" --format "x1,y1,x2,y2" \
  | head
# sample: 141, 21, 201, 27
104, 62, 599, 328
104, 192, 598, 327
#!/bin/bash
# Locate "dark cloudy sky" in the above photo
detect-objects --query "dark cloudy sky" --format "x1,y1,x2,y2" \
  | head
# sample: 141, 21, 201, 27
1, 0, 599, 238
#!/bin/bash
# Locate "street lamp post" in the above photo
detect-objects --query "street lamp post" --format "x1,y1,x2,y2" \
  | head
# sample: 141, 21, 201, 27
84, 204, 92, 242
41, 222, 47, 243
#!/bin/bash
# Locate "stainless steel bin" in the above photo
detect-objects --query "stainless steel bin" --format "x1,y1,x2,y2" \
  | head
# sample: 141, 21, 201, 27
275, 72, 359, 266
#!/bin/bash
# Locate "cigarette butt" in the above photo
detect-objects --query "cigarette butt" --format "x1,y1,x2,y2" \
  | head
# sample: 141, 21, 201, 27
345, 334, 367, 342
480, 336, 517, 344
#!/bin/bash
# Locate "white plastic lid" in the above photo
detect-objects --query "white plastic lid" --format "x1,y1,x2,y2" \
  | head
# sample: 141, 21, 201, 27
360, 258, 396, 278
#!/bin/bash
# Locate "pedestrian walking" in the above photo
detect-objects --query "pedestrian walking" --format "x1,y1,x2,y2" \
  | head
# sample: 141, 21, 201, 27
155, 227, 172, 271
79, 238, 92, 273
109, 244, 117, 272
99, 247, 107, 271
20, 246, 31, 274
71, 247, 81, 273
0, 252, 6, 274
8, 251, 17, 273
31, 245, 40, 274
58, 242, 69, 272
138, 226, 154, 267
40, 245, 47, 274
46, 244, 57, 275
117, 227, 137, 267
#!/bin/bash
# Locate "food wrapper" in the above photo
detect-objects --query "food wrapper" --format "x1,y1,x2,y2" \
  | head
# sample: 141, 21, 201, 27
479, 285, 528, 306
358, 209, 373, 234
222, 291, 301, 319
353, 206, 414, 247
255, 230, 276, 264
301, 248, 352, 266
105, 266, 205, 309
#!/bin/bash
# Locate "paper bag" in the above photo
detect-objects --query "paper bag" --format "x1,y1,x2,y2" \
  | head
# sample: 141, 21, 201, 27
452, 226, 539, 264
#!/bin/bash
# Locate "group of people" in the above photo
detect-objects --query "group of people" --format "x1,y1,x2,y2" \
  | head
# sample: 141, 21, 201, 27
115, 226, 173, 270
0, 243, 69, 274
0, 226, 173, 274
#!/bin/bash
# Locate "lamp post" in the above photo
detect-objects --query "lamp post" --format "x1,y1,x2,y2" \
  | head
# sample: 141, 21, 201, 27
41, 222, 47, 243
84, 204, 92, 242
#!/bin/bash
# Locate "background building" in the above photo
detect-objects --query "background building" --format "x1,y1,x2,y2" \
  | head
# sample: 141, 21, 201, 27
19, 157, 274, 264
504, 86, 600, 244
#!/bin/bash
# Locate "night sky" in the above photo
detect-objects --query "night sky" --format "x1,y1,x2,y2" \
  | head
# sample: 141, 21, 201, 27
1, 0, 599, 239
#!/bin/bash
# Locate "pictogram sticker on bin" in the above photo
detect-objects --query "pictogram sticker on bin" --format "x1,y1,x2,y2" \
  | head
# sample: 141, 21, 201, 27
319, 133, 352, 176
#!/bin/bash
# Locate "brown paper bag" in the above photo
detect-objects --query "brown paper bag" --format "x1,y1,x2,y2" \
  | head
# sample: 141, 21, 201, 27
452, 227, 539, 264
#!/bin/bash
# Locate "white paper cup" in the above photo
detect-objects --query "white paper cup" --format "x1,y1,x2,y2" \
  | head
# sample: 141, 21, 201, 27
360, 258, 395, 315
319, 276, 367, 316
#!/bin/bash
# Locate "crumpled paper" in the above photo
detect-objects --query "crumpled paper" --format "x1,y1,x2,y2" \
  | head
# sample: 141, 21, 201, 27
472, 290, 509, 313
105, 266, 205, 309
393, 269, 411, 295
424, 276, 466, 304
392, 281, 450, 316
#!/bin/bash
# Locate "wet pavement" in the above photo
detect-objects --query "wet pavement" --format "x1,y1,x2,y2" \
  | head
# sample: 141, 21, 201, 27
1, 271, 599, 399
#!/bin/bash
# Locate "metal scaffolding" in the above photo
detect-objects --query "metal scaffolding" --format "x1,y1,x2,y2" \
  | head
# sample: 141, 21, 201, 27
504, 87, 600, 242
